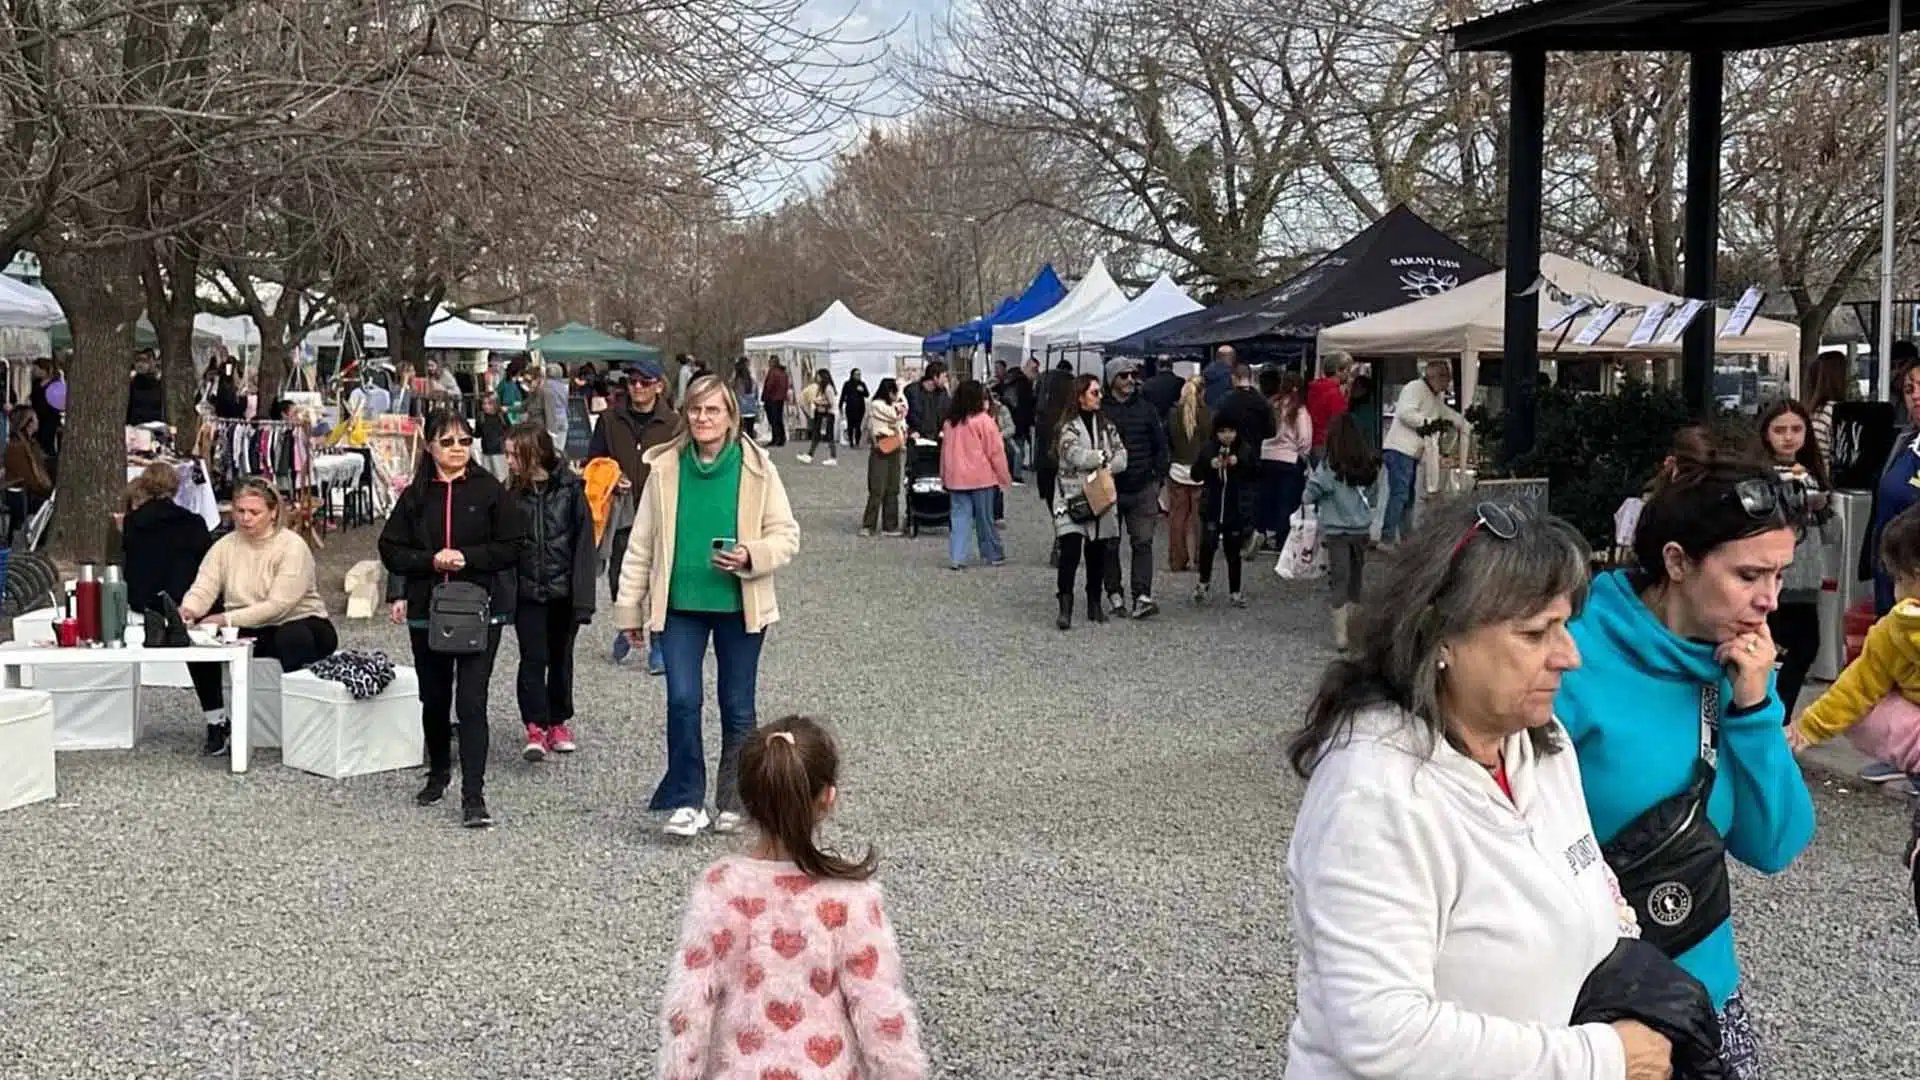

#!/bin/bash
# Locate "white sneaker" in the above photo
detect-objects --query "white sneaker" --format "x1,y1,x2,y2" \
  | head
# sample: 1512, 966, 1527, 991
712, 810, 747, 835
795, 453, 813, 464
662, 807, 710, 836
823, 458, 838, 466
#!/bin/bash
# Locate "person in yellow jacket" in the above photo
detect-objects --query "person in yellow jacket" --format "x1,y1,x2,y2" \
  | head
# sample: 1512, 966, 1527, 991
1791, 505, 1920, 788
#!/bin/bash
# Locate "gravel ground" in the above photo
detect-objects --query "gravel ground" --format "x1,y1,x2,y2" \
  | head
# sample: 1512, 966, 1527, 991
1, 452, 1916, 1078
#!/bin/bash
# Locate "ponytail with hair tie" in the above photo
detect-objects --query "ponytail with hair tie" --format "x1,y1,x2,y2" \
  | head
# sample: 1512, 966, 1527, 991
737, 717, 877, 883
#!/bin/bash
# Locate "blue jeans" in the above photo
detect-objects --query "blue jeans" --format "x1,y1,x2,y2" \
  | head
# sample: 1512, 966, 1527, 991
1382, 449, 1418, 542
948, 487, 1005, 566
651, 610, 764, 813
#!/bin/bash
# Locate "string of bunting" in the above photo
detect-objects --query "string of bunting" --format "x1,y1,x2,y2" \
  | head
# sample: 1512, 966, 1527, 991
1520, 275, 1766, 351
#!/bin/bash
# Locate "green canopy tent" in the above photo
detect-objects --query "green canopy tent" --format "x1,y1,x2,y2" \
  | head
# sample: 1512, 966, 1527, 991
49, 317, 222, 352
526, 321, 662, 366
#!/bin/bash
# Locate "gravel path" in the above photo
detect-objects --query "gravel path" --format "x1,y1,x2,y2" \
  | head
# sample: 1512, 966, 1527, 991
1, 452, 1915, 1078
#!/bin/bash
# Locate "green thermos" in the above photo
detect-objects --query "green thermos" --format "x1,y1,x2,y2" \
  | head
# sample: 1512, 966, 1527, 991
101, 564, 129, 647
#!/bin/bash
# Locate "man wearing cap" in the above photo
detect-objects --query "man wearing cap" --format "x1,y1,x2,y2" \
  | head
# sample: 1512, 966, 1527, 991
1100, 356, 1171, 619
587, 360, 681, 669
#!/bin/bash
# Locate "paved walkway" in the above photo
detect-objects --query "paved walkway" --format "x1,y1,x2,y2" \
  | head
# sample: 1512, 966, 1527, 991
1, 456, 1915, 1077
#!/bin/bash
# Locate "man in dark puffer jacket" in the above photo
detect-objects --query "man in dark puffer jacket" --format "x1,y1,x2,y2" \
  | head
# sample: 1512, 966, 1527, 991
1100, 357, 1170, 619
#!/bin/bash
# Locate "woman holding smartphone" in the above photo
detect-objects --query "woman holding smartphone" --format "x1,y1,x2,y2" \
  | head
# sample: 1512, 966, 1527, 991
612, 375, 801, 837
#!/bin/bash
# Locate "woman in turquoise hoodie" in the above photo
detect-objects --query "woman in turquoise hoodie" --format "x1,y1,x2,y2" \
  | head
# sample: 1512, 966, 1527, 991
1556, 456, 1816, 1079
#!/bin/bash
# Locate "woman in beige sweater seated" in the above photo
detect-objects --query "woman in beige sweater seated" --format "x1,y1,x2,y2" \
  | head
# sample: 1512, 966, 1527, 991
179, 478, 337, 754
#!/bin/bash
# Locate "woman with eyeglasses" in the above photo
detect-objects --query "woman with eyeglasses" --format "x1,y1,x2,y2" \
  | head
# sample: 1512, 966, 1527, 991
613, 375, 801, 837
1286, 499, 1680, 1080
1556, 455, 1816, 1079
379, 410, 528, 828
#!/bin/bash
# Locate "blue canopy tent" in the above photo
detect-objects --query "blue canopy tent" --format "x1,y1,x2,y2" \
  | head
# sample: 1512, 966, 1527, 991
923, 295, 1016, 353
948, 265, 1065, 350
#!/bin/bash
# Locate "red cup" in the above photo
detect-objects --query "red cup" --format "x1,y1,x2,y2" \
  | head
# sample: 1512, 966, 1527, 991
54, 618, 79, 647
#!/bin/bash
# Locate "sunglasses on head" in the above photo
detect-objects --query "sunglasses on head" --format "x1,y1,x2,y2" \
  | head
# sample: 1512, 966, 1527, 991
1449, 500, 1522, 560
437, 435, 474, 448
1731, 477, 1804, 521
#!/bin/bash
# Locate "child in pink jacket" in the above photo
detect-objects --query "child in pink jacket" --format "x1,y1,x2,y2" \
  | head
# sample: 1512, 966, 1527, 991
938, 379, 1013, 571
656, 717, 927, 1080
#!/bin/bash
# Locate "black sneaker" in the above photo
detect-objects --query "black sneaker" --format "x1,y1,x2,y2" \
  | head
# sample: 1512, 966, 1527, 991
1131, 595, 1160, 620
462, 797, 494, 828
415, 774, 449, 806
201, 722, 230, 757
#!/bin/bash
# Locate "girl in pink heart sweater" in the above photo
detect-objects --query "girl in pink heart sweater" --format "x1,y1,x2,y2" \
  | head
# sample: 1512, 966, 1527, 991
657, 716, 927, 1080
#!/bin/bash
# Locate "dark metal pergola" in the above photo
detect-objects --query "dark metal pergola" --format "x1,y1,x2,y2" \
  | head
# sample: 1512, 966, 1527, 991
1449, 0, 1915, 461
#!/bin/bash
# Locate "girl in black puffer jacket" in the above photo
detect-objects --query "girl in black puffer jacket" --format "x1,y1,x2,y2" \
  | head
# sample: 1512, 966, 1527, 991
1189, 418, 1259, 608
505, 423, 597, 764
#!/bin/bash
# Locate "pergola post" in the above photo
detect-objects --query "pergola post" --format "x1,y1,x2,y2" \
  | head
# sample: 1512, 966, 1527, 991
1501, 49, 1547, 464
1682, 49, 1724, 416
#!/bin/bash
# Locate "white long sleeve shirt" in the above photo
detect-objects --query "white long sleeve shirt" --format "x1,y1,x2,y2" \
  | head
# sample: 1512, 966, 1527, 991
1382, 378, 1464, 459
1285, 707, 1628, 1080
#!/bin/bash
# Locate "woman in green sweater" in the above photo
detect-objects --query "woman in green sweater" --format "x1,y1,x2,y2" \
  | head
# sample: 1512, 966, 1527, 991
611, 375, 801, 837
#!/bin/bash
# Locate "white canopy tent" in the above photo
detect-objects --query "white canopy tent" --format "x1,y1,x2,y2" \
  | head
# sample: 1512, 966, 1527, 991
744, 301, 923, 388
1318, 252, 1802, 413
0, 275, 60, 330
305, 308, 527, 353
992, 258, 1129, 366
1051, 274, 1205, 373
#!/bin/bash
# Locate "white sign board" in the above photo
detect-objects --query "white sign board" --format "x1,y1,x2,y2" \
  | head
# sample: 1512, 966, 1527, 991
1721, 286, 1764, 338
1654, 299, 1709, 346
1574, 304, 1625, 346
1627, 301, 1673, 348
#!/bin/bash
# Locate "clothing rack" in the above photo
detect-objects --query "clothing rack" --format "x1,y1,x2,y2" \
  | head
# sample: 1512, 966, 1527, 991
202, 417, 314, 497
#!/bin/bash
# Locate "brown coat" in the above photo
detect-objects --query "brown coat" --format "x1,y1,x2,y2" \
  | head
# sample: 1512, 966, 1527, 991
596, 400, 680, 491
611, 436, 800, 634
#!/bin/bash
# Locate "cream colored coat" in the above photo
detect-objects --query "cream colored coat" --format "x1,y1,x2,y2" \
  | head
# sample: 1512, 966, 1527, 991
611, 435, 800, 634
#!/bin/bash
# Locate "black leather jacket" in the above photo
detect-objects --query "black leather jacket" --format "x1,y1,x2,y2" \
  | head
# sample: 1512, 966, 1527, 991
512, 467, 596, 619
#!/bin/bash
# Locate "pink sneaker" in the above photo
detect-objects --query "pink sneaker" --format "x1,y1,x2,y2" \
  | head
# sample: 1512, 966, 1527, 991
549, 724, 577, 753
522, 723, 549, 762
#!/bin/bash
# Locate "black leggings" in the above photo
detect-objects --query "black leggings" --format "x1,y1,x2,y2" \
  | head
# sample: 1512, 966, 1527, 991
188, 616, 339, 712
1198, 525, 1246, 593
410, 625, 503, 799
1055, 534, 1113, 599
1768, 601, 1821, 718
514, 599, 578, 728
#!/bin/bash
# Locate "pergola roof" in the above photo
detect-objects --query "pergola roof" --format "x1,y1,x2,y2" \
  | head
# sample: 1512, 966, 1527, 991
1450, 0, 1916, 52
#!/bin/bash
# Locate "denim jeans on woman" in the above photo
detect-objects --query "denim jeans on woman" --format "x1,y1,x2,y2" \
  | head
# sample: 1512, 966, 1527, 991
652, 609, 764, 813
948, 487, 1004, 566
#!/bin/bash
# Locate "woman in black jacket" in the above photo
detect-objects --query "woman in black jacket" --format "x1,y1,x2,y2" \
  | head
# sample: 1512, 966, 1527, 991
505, 423, 596, 763
379, 409, 527, 828
841, 368, 869, 448
121, 463, 225, 752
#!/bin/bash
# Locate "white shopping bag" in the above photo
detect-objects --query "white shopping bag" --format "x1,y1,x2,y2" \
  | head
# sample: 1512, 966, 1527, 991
1275, 507, 1326, 581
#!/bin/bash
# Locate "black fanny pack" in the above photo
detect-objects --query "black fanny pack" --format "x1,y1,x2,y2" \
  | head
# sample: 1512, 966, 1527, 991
1601, 684, 1732, 958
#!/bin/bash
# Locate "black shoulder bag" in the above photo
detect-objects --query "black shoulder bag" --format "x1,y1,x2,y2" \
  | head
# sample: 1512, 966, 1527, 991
1601, 684, 1733, 958
427, 482, 491, 655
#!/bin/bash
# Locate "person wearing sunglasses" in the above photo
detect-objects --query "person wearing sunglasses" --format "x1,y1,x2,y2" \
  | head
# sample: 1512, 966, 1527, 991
379, 409, 528, 828
587, 360, 681, 672
1556, 457, 1816, 1079
1285, 499, 1678, 1080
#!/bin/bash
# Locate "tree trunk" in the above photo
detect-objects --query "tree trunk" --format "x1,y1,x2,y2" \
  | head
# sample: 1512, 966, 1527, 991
141, 237, 205, 450
39, 246, 145, 563
253, 316, 291, 406
385, 298, 436, 386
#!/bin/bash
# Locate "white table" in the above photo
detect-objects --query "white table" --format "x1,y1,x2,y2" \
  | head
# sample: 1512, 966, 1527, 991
0, 642, 257, 773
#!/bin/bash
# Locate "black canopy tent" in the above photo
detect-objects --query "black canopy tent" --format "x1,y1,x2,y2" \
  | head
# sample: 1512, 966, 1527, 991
1104, 206, 1493, 364
1448, 0, 1914, 460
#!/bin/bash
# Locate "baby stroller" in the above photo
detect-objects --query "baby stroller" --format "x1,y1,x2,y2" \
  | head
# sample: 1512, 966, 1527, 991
904, 436, 949, 538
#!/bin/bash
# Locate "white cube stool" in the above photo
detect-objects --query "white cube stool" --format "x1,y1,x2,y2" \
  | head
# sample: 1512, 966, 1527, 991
280, 666, 422, 779
0, 687, 55, 811
42, 662, 142, 750
13, 608, 193, 688
224, 658, 283, 749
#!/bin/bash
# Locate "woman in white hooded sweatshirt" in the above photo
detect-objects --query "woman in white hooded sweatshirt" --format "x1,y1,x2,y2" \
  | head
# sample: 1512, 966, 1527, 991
1284, 498, 1672, 1080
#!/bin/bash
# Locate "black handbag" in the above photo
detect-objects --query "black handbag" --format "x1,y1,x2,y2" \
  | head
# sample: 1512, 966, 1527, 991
1063, 493, 1098, 524
426, 483, 490, 655
1601, 684, 1733, 959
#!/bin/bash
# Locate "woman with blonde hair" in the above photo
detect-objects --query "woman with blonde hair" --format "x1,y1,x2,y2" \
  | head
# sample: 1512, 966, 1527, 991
180, 478, 337, 756
1165, 375, 1209, 573
613, 375, 801, 837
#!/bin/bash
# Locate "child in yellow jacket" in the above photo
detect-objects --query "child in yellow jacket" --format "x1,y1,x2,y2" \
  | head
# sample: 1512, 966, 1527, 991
1792, 505, 1920, 777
